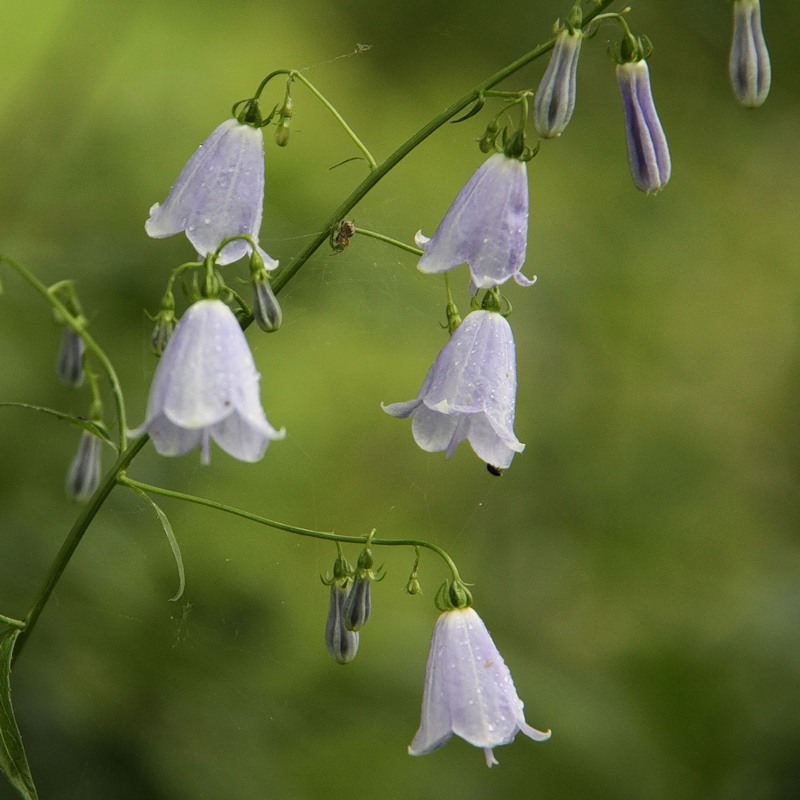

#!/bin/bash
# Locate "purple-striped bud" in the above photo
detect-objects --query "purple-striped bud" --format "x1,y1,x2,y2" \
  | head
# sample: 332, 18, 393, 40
325, 585, 359, 665
534, 27, 582, 139
616, 60, 671, 194
729, 0, 771, 108
65, 430, 101, 502
56, 329, 85, 387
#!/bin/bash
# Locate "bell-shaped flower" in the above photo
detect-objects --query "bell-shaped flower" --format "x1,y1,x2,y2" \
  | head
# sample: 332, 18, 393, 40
534, 27, 583, 139
409, 607, 551, 767
416, 153, 533, 290
65, 430, 101, 502
382, 310, 524, 469
145, 119, 277, 267
56, 328, 85, 387
729, 0, 771, 108
130, 299, 284, 463
616, 59, 671, 194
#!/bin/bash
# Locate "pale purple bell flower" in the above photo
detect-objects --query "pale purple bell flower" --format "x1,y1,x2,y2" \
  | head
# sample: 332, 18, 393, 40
130, 299, 284, 463
65, 430, 101, 502
616, 60, 671, 194
382, 310, 524, 469
409, 607, 551, 767
146, 119, 277, 267
325, 584, 359, 665
416, 153, 533, 290
534, 27, 583, 139
729, 0, 771, 108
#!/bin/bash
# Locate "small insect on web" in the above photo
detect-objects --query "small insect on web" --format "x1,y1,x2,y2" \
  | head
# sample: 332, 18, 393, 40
330, 219, 356, 253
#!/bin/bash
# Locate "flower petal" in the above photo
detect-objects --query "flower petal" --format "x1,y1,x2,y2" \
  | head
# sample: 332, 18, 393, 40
417, 154, 529, 288
146, 119, 269, 265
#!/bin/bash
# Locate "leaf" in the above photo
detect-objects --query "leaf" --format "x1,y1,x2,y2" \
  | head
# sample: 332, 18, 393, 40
0, 629, 38, 800
126, 487, 186, 602
0, 403, 115, 448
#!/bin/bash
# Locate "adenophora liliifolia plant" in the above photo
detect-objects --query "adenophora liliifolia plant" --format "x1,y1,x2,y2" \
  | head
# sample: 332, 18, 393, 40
0, 0, 778, 794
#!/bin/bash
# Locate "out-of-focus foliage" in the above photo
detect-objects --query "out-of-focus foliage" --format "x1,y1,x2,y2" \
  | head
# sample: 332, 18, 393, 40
1, 1, 799, 798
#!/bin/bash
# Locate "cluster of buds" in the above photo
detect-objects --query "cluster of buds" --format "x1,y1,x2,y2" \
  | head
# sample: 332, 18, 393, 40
321, 538, 383, 665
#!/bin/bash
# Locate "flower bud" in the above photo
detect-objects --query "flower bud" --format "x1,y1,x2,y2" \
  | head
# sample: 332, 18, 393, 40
342, 577, 371, 632
534, 27, 582, 138
65, 430, 101, 502
57, 329, 85, 387
252, 273, 282, 333
729, 0, 771, 108
616, 59, 671, 194
324, 585, 359, 664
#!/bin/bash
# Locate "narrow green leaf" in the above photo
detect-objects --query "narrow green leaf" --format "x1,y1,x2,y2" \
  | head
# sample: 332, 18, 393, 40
0, 629, 39, 800
125, 487, 186, 601
0, 403, 114, 448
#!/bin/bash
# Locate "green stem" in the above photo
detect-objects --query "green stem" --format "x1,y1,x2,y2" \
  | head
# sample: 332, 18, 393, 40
0, 615, 26, 630
119, 476, 465, 584
354, 228, 423, 256
289, 72, 378, 170
12, 436, 149, 663
0, 255, 129, 450
268, 0, 615, 298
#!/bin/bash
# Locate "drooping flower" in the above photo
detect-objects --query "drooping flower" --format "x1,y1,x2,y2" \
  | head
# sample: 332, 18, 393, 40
56, 328, 85, 387
416, 153, 533, 290
729, 0, 771, 108
145, 119, 277, 267
382, 310, 524, 469
616, 59, 671, 194
130, 299, 284, 463
325, 585, 359, 665
409, 607, 551, 767
534, 27, 583, 139
65, 430, 101, 502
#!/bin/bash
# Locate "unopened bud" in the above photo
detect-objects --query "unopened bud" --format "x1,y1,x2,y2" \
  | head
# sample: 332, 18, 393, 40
65, 430, 101, 502
342, 577, 371, 632
534, 27, 582, 139
616, 59, 671, 193
325, 585, 359, 664
57, 329, 85, 387
729, 0, 771, 108
252, 274, 282, 333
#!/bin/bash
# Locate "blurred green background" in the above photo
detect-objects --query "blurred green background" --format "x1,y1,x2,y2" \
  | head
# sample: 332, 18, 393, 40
1, 1, 799, 798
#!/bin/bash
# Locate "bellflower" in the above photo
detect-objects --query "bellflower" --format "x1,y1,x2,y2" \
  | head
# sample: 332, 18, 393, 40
146, 119, 277, 267
130, 299, 284, 463
616, 60, 671, 194
416, 153, 533, 290
534, 27, 583, 139
409, 607, 551, 767
382, 310, 524, 469
729, 0, 771, 108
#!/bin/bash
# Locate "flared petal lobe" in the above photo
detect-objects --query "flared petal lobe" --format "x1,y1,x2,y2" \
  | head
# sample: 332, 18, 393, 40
616, 60, 671, 194
130, 299, 284, 463
383, 310, 524, 468
534, 27, 582, 139
416, 153, 532, 289
146, 119, 276, 266
409, 608, 551, 766
729, 0, 771, 107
